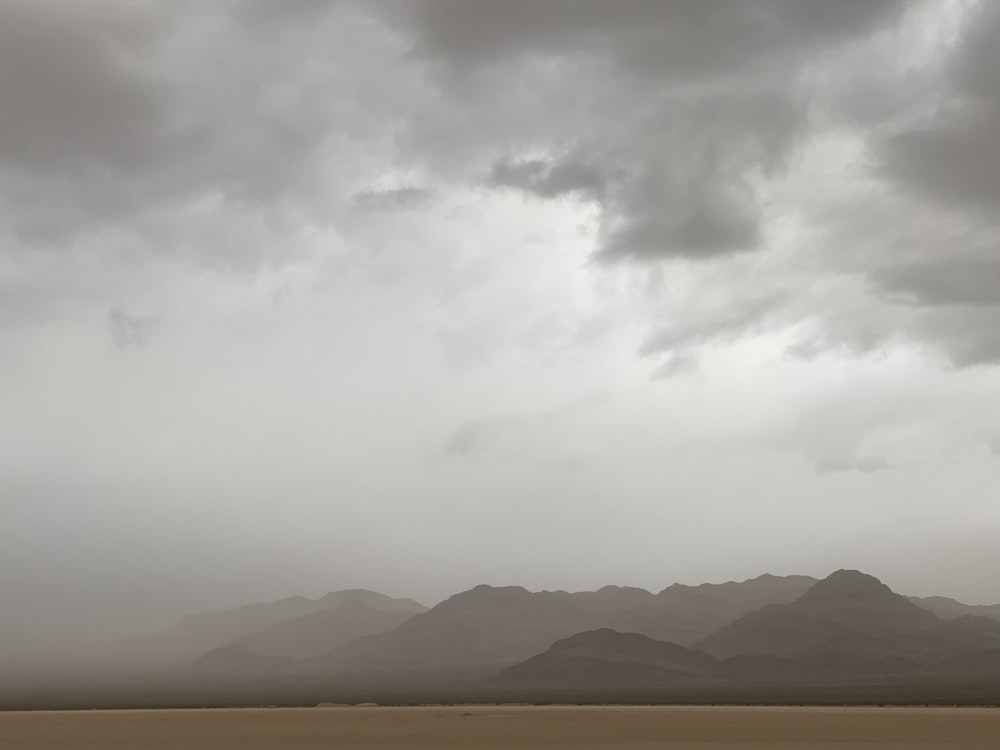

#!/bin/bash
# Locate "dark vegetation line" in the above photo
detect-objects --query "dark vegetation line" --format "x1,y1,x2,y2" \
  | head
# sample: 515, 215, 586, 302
4, 678, 1000, 711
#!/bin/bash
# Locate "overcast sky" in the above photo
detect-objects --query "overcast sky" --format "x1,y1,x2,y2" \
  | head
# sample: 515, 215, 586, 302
3, 0, 1000, 653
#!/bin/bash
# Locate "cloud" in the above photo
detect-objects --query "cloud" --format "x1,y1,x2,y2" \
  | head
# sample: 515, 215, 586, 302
400, 0, 907, 78
388, 0, 907, 264
652, 351, 700, 379
2, 0, 992, 370
0, 1, 174, 243
487, 155, 609, 201
235, 0, 342, 27
581, 0, 1000, 369
0, 0, 413, 258
377, 0, 1000, 369
877, 3, 1000, 215
0, 2, 166, 174
873, 252, 1000, 309
353, 186, 435, 212
108, 307, 156, 350
881, 120, 1000, 213
600, 164, 763, 261
842, 2, 1000, 365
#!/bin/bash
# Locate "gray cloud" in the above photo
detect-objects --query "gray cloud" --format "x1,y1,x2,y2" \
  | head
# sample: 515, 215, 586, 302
872, 5, 1000, 234
601, 166, 762, 262
0, 1, 175, 243
235, 0, 341, 26
651, 351, 700, 379
848, 2, 1000, 365
600, 84, 802, 261
400, 0, 907, 79
108, 307, 156, 350
387, 1, 906, 264
0, 0, 908, 270
353, 186, 435, 212
0, 2, 167, 173
912, 307, 1000, 368
0, 1, 408, 257
580, 0, 1000, 368
878, 2, 1000, 199
487, 144, 769, 261
874, 254, 1000, 309
881, 120, 1000, 213
488, 155, 610, 201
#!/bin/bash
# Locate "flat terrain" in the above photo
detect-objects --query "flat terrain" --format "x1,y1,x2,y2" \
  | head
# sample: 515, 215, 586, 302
2, 705, 999, 749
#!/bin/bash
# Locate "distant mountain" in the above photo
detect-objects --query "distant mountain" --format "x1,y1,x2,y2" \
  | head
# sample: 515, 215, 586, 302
494, 628, 934, 690
697, 570, 1000, 662
495, 572, 1000, 690
235, 599, 417, 659
908, 595, 1000, 622
494, 629, 721, 689
326, 585, 588, 673
325, 575, 817, 674
794, 570, 938, 627
137, 589, 425, 660
650, 573, 818, 643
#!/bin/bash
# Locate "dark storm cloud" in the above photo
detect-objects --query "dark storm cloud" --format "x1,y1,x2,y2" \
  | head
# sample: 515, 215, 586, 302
601, 167, 762, 262
876, 1, 1000, 219
0, 0, 382, 254
930, 314, 1000, 367
0, 2, 166, 172
487, 156, 609, 201
881, 122, 1000, 213
401, 0, 906, 263
399, 0, 906, 78
6, 0, 991, 370
0, 0, 910, 269
0, 1, 174, 242
486, 144, 772, 261
859, 3, 1000, 365
875, 255, 1000, 309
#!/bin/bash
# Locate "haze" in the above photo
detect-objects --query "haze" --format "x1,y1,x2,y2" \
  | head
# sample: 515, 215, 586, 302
2, 0, 999, 660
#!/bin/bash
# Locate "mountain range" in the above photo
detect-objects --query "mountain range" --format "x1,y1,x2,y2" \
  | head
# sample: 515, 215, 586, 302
143, 571, 1000, 692
496, 570, 1000, 690
134, 589, 426, 662
317, 574, 817, 675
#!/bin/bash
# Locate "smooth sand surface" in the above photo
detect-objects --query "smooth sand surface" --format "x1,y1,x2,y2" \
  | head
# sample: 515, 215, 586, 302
1, 705, 998, 749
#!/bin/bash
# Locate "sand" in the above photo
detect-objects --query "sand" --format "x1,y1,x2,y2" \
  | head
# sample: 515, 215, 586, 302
1, 705, 998, 749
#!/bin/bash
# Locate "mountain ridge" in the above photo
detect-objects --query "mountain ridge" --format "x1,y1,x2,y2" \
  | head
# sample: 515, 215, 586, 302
495, 572, 1000, 690
698, 570, 1000, 661
322, 574, 818, 674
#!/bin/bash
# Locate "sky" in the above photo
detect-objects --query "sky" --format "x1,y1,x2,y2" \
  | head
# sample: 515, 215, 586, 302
2, 0, 1000, 655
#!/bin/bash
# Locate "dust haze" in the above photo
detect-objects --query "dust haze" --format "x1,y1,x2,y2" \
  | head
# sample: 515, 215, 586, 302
2, 0, 1000, 704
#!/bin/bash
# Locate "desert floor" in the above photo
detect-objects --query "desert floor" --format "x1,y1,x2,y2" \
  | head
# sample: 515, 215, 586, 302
1, 705, 998, 749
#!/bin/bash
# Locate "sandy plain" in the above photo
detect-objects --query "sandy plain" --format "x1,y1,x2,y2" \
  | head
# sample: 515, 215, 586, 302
1, 705, 998, 749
